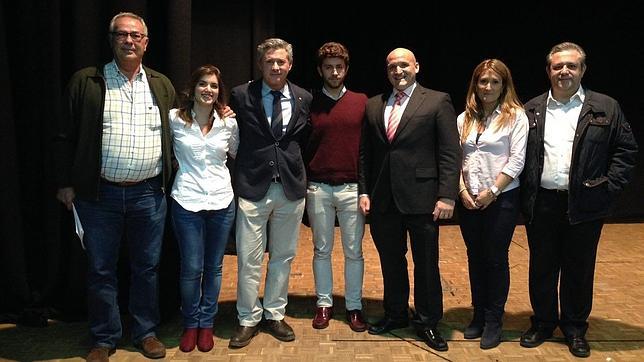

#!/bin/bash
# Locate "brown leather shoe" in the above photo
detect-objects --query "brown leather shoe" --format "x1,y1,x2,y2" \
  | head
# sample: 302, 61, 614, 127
228, 324, 260, 348
136, 336, 166, 359
346, 309, 368, 332
312, 306, 333, 329
264, 319, 295, 341
86, 346, 114, 362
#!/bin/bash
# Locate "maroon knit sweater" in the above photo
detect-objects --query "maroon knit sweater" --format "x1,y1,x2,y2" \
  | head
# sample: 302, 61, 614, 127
305, 90, 367, 184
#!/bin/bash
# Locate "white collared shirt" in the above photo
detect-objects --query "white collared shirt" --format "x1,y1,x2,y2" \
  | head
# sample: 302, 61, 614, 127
101, 60, 162, 182
169, 109, 239, 212
262, 82, 293, 133
458, 106, 528, 195
385, 82, 416, 128
540, 86, 585, 190
322, 85, 347, 101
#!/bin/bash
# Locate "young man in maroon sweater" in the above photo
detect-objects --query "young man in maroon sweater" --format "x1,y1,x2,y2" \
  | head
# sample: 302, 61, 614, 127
304, 42, 368, 332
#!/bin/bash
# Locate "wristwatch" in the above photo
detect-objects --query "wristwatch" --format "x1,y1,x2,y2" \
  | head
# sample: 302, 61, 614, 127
490, 185, 501, 198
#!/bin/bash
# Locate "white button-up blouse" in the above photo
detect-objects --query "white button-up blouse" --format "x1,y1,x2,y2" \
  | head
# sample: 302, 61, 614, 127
457, 106, 528, 195
170, 108, 239, 212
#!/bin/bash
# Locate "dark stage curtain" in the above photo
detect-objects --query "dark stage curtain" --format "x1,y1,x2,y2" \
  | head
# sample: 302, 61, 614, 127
0, 0, 274, 323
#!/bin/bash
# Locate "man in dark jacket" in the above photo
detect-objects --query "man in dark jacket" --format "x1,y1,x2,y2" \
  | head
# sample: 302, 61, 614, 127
519, 42, 638, 358
228, 38, 312, 348
53, 12, 175, 362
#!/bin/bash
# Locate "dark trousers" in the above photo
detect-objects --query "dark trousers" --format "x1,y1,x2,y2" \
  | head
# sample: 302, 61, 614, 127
525, 188, 603, 337
458, 188, 520, 325
369, 207, 442, 330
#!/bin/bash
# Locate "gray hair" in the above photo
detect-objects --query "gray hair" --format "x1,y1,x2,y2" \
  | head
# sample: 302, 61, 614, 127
109, 12, 148, 36
546, 42, 586, 68
257, 38, 293, 63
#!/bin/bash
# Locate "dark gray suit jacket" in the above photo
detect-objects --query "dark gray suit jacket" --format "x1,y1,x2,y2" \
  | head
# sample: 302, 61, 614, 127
359, 84, 461, 213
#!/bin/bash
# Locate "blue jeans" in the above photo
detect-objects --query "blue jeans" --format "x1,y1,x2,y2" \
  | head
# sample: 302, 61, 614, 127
74, 176, 166, 348
171, 199, 235, 328
306, 182, 365, 311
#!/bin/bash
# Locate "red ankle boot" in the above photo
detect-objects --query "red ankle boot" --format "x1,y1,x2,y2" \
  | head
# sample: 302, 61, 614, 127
197, 327, 214, 352
179, 328, 198, 352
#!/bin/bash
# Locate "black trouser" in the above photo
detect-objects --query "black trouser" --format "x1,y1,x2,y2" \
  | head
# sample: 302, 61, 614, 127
525, 188, 603, 337
458, 188, 520, 326
370, 207, 442, 330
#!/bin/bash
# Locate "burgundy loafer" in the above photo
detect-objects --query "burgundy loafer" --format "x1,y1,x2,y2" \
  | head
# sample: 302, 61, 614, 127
312, 306, 333, 329
346, 310, 368, 332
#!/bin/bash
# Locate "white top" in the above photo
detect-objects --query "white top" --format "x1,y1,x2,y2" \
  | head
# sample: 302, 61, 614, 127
385, 82, 416, 128
170, 108, 239, 212
540, 86, 585, 190
457, 106, 528, 195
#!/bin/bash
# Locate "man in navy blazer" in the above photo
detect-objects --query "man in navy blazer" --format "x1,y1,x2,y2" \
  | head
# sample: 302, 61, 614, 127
228, 38, 312, 348
358, 48, 461, 352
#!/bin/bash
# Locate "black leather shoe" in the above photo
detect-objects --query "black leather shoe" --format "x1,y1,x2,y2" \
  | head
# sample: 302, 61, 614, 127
480, 323, 502, 349
520, 326, 553, 348
417, 328, 448, 351
368, 318, 408, 335
228, 324, 259, 348
463, 321, 484, 339
567, 336, 591, 358
264, 319, 295, 341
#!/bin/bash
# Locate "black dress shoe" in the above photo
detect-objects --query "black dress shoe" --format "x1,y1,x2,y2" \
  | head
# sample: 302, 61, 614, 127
519, 326, 553, 348
567, 336, 591, 358
480, 323, 502, 349
417, 328, 448, 351
264, 319, 295, 341
367, 318, 408, 335
228, 324, 259, 348
463, 320, 484, 339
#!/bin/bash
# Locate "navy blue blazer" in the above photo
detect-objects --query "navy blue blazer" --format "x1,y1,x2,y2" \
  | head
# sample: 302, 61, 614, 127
230, 79, 312, 201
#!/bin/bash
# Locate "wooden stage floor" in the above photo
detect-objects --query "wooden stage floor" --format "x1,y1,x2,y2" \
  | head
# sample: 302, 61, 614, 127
1, 223, 643, 361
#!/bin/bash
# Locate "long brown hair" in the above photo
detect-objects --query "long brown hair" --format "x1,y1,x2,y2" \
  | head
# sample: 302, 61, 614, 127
177, 65, 228, 126
461, 59, 522, 143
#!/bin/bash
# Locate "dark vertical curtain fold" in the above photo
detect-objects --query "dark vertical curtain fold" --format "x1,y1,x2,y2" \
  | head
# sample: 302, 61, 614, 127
0, 0, 193, 321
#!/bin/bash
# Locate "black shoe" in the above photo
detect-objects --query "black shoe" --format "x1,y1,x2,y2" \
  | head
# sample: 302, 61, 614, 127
519, 325, 553, 348
367, 318, 408, 335
416, 328, 448, 351
264, 319, 295, 341
463, 320, 484, 339
228, 324, 259, 348
480, 323, 502, 349
567, 336, 591, 358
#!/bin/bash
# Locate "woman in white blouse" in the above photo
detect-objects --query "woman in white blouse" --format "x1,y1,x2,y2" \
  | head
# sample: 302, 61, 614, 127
169, 65, 239, 352
457, 59, 528, 349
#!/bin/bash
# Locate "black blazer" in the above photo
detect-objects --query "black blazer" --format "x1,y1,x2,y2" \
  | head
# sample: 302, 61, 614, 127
231, 79, 312, 201
358, 84, 461, 214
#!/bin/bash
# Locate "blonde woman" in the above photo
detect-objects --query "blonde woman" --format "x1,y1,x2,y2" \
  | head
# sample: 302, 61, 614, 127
457, 59, 528, 349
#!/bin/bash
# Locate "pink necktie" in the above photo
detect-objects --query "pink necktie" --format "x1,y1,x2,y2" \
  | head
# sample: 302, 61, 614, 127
386, 91, 405, 142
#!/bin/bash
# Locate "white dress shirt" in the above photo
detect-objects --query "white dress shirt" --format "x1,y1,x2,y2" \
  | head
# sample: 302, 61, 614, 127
385, 82, 416, 128
540, 87, 585, 190
170, 108, 239, 212
457, 106, 528, 195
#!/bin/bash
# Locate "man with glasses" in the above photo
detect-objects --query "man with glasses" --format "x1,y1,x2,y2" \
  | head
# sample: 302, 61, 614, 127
53, 12, 175, 362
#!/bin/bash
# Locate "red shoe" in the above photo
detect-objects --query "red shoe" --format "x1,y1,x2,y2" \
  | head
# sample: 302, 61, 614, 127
179, 328, 198, 352
197, 327, 214, 352
346, 310, 368, 332
312, 306, 333, 329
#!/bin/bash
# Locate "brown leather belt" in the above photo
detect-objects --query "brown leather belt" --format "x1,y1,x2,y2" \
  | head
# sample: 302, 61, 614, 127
101, 178, 147, 187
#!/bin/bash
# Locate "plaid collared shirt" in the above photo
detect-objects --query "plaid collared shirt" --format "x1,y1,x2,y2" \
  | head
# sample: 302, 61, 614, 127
101, 60, 162, 182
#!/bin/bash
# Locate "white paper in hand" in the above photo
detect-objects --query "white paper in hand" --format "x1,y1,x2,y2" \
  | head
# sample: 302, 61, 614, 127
72, 203, 85, 250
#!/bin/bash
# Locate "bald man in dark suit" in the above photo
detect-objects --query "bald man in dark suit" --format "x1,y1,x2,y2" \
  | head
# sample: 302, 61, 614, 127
358, 48, 461, 352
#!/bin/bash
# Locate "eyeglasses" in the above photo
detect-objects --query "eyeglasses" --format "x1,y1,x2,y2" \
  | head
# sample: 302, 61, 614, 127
110, 31, 147, 42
